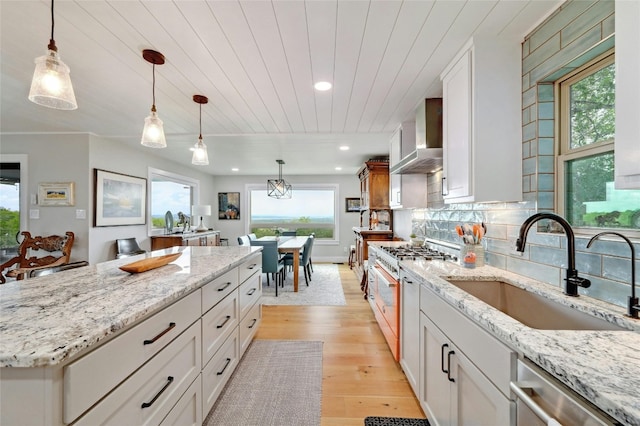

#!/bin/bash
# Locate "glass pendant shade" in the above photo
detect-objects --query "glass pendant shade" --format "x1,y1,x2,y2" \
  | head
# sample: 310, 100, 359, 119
192, 136, 209, 165
141, 108, 167, 148
29, 49, 77, 110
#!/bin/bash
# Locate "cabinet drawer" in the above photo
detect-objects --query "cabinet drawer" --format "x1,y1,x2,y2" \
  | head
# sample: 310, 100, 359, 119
239, 302, 261, 356
239, 271, 262, 319
421, 284, 514, 397
202, 291, 238, 366
238, 253, 261, 284
202, 269, 238, 314
159, 375, 202, 426
64, 290, 201, 423
202, 329, 239, 417
74, 320, 201, 426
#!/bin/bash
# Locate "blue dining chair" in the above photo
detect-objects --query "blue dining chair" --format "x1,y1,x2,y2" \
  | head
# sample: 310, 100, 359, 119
283, 235, 314, 286
250, 240, 285, 296
281, 230, 297, 236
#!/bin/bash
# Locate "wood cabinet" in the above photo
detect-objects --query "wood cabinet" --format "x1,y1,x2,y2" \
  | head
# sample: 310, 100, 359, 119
151, 231, 220, 251
419, 281, 514, 426
615, 0, 640, 189
440, 37, 521, 204
358, 159, 390, 212
352, 228, 393, 284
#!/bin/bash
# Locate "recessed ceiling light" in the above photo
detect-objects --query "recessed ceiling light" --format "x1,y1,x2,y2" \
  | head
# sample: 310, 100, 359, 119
339, 145, 349, 151
314, 81, 332, 91
335, 167, 342, 171
231, 168, 239, 172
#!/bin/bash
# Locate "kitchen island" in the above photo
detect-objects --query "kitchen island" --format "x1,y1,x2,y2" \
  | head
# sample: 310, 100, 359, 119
397, 255, 640, 425
0, 245, 263, 425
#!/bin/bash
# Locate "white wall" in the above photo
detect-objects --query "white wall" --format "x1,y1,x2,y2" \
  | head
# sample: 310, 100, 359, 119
212, 174, 361, 262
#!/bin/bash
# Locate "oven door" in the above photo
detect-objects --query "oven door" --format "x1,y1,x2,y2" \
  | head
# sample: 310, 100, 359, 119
372, 265, 399, 333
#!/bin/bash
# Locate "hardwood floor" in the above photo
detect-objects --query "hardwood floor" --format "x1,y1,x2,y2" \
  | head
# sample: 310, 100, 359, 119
255, 263, 425, 425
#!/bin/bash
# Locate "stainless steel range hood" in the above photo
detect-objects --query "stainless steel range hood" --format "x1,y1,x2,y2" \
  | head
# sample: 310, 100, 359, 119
390, 98, 443, 174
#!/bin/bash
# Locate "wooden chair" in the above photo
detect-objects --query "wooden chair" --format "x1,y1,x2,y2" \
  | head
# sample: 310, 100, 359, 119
0, 231, 75, 283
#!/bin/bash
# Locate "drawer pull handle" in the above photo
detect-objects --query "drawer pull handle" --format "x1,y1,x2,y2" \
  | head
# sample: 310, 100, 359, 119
217, 358, 232, 375
441, 343, 449, 373
143, 322, 176, 345
216, 315, 231, 329
248, 318, 257, 329
247, 288, 257, 296
217, 281, 232, 292
247, 263, 257, 270
447, 350, 455, 382
141, 376, 174, 408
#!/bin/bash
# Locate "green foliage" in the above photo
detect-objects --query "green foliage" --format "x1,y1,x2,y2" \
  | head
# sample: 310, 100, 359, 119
152, 217, 166, 228
0, 208, 20, 248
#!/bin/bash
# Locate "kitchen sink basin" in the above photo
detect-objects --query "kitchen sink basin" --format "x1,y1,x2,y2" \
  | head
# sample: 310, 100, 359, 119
447, 280, 625, 331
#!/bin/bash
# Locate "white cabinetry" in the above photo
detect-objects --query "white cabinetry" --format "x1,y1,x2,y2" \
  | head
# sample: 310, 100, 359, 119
614, 0, 640, 189
419, 282, 515, 426
399, 268, 420, 395
440, 37, 521, 203
389, 124, 428, 209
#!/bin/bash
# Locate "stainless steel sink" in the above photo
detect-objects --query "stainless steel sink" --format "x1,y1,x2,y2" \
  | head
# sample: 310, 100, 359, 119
447, 280, 625, 331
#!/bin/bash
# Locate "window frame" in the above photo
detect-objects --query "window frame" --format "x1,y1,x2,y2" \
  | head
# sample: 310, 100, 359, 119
245, 183, 340, 245
555, 51, 639, 238
147, 167, 200, 235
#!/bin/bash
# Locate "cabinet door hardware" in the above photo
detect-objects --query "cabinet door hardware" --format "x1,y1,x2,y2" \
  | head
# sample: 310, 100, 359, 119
143, 322, 176, 345
247, 288, 257, 296
217, 281, 232, 292
217, 358, 232, 376
248, 318, 257, 329
141, 376, 174, 408
216, 315, 231, 329
441, 343, 450, 373
447, 350, 455, 382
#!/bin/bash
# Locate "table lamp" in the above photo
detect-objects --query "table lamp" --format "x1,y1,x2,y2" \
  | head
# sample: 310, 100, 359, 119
192, 204, 211, 232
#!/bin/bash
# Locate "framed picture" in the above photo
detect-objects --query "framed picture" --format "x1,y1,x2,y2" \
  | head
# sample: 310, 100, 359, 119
94, 169, 147, 227
345, 197, 361, 213
218, 192, 240, 220
38, 182, 75, 206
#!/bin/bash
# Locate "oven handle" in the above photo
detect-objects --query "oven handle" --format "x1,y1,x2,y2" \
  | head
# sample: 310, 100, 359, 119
509, 381, 556, 424
373, 265, 396, 287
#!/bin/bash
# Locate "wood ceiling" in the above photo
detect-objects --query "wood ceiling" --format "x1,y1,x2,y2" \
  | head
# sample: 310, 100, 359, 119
0, 0, 562, 175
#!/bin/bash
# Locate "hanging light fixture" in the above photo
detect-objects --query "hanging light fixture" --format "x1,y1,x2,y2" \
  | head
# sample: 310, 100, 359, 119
267, 159, 292, 199
191, 95, 209, 165
28, 0, 77, 110
141, 49, 167, 148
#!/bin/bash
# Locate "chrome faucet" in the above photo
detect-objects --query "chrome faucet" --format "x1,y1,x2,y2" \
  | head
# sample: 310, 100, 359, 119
586, 232, 639, 319
516, 212, 591, 297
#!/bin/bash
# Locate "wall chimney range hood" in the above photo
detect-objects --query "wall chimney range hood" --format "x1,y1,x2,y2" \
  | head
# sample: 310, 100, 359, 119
390, 98, 443, 174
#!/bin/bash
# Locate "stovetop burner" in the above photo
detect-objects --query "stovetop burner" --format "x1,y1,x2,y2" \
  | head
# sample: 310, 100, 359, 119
381, 245, 447, 260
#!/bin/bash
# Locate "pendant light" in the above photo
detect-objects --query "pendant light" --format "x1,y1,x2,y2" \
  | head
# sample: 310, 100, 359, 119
191, 95, 209, 165
267, 159, 292, 199
141, 49, 167, 148
28, 0, 77, 110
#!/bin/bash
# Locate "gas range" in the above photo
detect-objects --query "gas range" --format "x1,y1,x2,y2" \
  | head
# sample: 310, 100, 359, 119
371, 244, 456, 279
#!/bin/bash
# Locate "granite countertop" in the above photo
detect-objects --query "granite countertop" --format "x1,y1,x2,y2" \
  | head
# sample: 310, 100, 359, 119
399, 257, 640, 426
0, 246, 261, 368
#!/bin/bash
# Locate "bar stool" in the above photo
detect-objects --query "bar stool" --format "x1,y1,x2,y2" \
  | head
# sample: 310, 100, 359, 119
348, 245, 356, 269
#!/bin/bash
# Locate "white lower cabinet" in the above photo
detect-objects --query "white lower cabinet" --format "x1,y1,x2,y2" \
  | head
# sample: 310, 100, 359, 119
159, 375, 202, 426
400, 268, 420, 395
202, 329, 240, 416
75, 320, 201, 426
419, 283, 515, 426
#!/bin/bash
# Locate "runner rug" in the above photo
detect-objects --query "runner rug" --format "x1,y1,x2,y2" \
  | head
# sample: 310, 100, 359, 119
261, 263, 346, 306
204, 340, 323, 426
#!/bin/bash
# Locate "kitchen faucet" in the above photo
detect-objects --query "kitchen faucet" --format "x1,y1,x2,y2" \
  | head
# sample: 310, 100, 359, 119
516, 212, 591, 297
586, 231, 639, 319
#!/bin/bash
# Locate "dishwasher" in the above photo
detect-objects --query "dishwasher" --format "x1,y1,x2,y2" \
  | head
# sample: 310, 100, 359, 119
511, 358, 620, 425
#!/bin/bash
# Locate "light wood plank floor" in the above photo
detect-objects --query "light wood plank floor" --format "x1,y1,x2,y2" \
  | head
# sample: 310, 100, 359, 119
255, 263, 425, 425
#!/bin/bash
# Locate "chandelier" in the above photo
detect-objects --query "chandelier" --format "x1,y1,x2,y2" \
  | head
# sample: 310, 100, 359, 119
267, 159, 292, 199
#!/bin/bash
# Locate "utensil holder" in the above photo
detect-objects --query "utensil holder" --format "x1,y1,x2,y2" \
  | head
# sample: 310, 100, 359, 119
460, 244, 485, 267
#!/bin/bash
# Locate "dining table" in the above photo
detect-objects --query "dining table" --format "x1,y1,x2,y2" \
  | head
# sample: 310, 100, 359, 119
256, 235, 308, 292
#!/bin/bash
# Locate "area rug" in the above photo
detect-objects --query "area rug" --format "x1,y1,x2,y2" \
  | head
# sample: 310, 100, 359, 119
204, 340, 323, 426
261, 263, 346, 306
364, 417, 430, 426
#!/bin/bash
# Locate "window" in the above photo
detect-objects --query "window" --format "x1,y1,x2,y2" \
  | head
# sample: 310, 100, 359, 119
148, 168, 199, 234
557, 52, 640, 233
248, 184, 338, 241
0, 155, 27, 261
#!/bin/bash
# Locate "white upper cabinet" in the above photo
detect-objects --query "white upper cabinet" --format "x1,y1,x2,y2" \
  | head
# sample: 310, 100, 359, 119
615, 0, 640, 189
440, 37, 522, 204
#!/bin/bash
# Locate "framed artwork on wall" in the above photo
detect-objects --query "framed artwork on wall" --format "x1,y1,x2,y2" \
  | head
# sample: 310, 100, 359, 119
94, 169, 147, 226
346, 197, 361, 212
218, 192, 240, 220
38, 182, 75, 206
